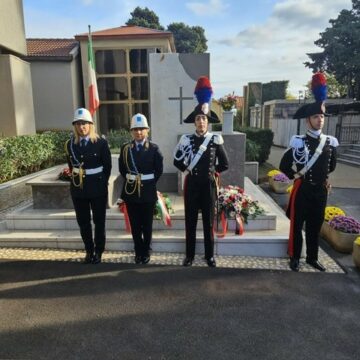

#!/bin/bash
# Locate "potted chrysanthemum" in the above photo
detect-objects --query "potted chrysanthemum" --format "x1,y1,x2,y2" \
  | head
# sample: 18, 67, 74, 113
268, 172, 291, 194
323, 215, 360, 253
321, 206, 345, 243
353, 237, 360, 268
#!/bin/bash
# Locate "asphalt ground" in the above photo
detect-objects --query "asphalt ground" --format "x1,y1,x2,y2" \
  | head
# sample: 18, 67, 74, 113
0, 260, 360, 360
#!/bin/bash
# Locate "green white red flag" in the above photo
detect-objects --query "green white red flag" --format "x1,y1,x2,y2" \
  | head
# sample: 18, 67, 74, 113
87, 26, 99, 115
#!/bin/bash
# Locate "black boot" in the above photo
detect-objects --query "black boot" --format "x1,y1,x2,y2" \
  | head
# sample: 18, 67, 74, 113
289, 257, 300, 272
83, 252, 94, 264
92, 252, 102, 264
306, 258, 326, 272
183, 257, 193, 267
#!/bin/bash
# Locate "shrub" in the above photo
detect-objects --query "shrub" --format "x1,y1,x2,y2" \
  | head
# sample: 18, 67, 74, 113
0, 131, 70, 184
246, 139, 261, 161
237, 127, 274, 163
107, 129, 132, 150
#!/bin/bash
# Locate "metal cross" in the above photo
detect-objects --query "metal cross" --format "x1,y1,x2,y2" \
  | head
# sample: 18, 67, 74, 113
168, 86, 194, 124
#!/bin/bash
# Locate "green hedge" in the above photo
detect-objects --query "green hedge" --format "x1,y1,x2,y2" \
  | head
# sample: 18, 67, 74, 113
0, 131, 70, 184
107, 129, 132, 150
237, 127, 274, 164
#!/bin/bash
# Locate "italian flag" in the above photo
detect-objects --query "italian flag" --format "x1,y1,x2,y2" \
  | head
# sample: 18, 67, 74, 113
88, 28, 99, 115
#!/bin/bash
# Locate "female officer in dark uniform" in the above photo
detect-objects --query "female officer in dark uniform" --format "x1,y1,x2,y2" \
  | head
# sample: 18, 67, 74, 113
65, 108, 112, 264
118, 113, 163, 264
173, 76, 229, 268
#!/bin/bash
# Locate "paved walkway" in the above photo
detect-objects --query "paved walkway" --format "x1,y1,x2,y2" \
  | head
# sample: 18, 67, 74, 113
0, 247, 344, 273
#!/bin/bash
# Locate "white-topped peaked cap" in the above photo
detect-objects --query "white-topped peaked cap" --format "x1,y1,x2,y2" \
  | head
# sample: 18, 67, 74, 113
73, 108, 93, 124
130, 113, 150, 130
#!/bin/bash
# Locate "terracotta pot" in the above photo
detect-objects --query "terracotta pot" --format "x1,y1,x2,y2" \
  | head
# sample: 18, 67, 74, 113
353, 242, 360, 268
321, 221, 359, 253
269, 177, 290, 194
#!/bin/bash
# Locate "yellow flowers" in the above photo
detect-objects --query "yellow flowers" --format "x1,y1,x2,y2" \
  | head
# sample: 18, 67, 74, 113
267, 169, 281, 177
324, 206, 345, 222
355, 236, 360, 245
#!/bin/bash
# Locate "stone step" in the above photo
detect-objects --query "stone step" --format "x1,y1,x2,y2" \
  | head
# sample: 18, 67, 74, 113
5, 204, 277, 231
338, 153, 360, 162
0, 229, 289, 257
345, 149, 360, 156
337, 157, 360, 167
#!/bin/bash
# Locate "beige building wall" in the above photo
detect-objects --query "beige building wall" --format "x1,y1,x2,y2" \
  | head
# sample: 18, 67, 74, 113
0, 55, 36, 136
30, 59, 83, 130
0, 0, 27, 55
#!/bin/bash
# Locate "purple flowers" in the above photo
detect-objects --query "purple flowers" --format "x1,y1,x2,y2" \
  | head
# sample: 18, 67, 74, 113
273, 173, 290, 183
329, 215, 360, 234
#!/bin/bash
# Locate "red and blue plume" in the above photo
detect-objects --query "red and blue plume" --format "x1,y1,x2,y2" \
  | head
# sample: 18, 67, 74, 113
194, 76, 213, 104
311, 72, 327, 102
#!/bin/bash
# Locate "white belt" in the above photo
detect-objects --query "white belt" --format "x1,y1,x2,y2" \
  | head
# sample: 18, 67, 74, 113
73, 166, 103, 175
126, 173, 155, 181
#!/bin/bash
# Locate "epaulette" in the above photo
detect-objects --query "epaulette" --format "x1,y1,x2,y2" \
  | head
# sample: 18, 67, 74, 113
179, 134, 191, 146
213, 134, 224, 145
289, 135, 305, 149
327, 135, 339, 147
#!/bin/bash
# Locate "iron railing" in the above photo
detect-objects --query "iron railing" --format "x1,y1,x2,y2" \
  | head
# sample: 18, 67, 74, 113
336, 125, 360, 144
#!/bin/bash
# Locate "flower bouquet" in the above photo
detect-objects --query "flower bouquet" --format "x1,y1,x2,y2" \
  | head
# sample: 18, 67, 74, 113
216, 185, 265, 236
218, 92, 237, 111
155, 192, 174, 226
322, 215, 360, 253
57, 167, 72, 181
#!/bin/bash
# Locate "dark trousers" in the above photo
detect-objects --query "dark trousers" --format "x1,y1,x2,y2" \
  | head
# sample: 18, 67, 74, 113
72, 195, 107, 254
126, 202, 156, 257
184, 176, 216, 260
292, 182, 327, 260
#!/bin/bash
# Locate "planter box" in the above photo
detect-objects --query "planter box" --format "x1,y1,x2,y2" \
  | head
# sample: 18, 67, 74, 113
353, 242, 360, 268
269, 177, 290, 194
321, 221, 359, 253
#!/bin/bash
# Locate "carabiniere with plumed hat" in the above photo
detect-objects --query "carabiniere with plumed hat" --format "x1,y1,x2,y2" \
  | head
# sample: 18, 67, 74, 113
173, 76, 229, 268
279, 72, 339, 273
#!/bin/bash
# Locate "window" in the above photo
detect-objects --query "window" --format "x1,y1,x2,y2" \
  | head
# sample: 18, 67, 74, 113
95, 50, 126, 74
98, 78, 128, 101
95, 48, 155, 133
99, 104, 130, 133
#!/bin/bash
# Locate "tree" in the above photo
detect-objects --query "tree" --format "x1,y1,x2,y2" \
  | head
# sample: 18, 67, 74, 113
125, 8, 208, 53
262, 81, 289, 102
167, 22, 207, 53
304, 0, 360, 99
306, 72, 347, 99
126, 6, 164, 30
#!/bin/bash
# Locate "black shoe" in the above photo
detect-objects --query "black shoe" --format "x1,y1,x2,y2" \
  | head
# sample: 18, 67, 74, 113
92, 253, 102, 264
306, 258, 326, 272
83, 252, 93, 264
183, 257, 193, 267
206, 257, 216, 268
134, 255, 142, 264
289, 258, 300, 272
142, 256, 150, 264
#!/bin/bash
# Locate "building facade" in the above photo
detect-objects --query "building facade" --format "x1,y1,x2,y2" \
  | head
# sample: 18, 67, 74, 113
75, 26, 175, 134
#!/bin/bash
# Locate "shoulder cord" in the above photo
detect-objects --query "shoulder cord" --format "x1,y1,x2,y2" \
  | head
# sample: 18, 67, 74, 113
173, 137, 194, 165
65, 137, 84, 188
292, 139, 309, 165
122, 144, 142, 197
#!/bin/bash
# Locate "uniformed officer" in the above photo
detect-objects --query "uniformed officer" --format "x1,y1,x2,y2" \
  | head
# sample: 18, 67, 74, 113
65, 108, 112, 264
279, 72, 338, 272
118, 113, 163, 264
173, 77, 229, 267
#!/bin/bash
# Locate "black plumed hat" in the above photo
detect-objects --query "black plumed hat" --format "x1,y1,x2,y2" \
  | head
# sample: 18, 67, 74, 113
183, 76, 220, 124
